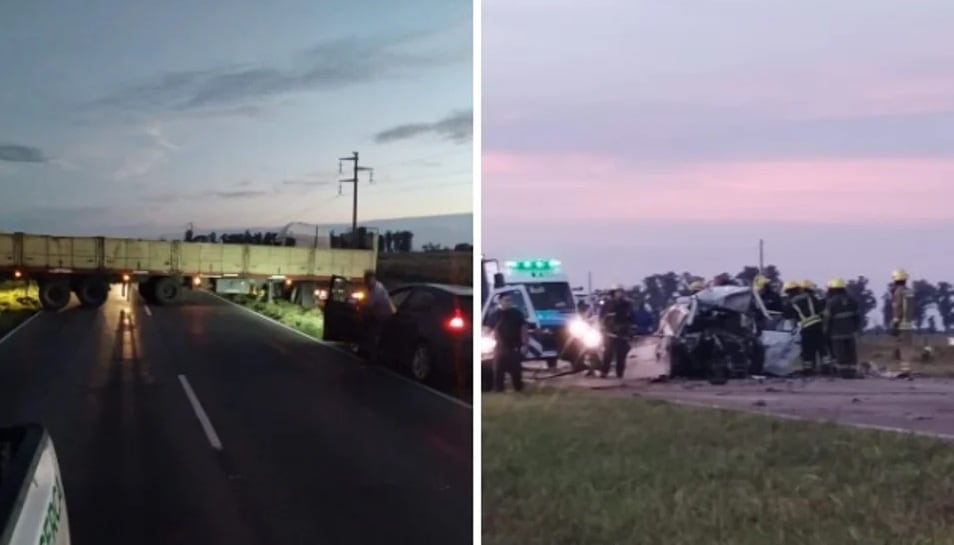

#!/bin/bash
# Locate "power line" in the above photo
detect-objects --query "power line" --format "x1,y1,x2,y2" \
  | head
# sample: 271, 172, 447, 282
372, 148, 471, 169
372, 169, 472, 187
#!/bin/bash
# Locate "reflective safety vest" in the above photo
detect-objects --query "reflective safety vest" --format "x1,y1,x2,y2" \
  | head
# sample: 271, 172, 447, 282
790, 293, 822, 328
892, 286, 914, 330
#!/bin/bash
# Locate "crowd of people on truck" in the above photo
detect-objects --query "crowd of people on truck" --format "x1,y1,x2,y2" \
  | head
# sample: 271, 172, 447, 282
485, 269, 917, 392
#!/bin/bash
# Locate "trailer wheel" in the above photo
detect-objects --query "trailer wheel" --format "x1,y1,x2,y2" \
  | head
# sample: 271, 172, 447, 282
76, 276, 109, 308
153, 276, 181, 305
38, 279, 71, 311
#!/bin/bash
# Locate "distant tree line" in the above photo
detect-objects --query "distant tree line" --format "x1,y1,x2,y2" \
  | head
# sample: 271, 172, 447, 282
614, 265, 954, 332
183, 226, 471, 254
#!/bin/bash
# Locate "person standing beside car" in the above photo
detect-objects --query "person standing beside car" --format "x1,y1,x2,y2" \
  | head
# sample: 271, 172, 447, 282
484, 294, 528, 392
599, 284, 634, 379
361, 269, 395, 362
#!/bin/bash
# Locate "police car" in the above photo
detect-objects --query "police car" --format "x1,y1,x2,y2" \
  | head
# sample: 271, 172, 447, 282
481, 259, 601, 373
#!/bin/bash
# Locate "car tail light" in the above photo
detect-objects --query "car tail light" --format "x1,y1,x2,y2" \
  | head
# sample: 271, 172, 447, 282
447, 310, 466, 331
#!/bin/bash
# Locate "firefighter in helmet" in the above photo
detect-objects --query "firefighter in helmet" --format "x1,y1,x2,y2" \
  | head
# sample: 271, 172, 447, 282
890, 268, 915, 374
754, 275, 783, 313
784, 280, 826, 375
689, 280, 705, 294
823, 278, 863, 378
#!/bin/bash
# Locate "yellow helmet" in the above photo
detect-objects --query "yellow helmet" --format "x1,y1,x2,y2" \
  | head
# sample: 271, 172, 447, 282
891, 269, 909, 282
827, 278, 846, 289
782, 280, 800, 292
689, 280, 704, 292
753, 275, 768, 290
801, 280, 815, 290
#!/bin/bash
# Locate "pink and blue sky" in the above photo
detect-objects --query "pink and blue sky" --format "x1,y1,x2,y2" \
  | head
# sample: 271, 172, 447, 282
483, 0, 954, 291
0, 0, 471, 237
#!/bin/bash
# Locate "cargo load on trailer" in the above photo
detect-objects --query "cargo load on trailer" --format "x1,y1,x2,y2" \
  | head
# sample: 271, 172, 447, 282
0, 231, 377, 311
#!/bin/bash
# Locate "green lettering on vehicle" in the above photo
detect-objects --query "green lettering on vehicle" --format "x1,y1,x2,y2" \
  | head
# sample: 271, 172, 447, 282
37, 476, 63, 545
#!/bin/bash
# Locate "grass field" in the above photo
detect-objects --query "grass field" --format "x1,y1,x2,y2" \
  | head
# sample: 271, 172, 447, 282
859, 332, 954, 376
222, 294, 324, 338
377, 251, 472, 286
0, 281, 39, 338
219, 251, 473, 338
483, 387, 954, 545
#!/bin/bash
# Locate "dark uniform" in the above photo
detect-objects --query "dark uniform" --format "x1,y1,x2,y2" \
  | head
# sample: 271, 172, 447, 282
823, 290, 862, 378
784, 290, 826, 374
759, 287, 784, 313
600, 296, 634, 378
485, 306, 527, 392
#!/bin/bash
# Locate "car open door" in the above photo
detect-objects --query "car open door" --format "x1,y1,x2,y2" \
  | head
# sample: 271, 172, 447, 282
0, 424, 69, 545
321, 275, 361, 344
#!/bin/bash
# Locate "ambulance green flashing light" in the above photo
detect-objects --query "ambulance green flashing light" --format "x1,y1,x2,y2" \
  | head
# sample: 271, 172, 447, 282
505, 259, 562, 271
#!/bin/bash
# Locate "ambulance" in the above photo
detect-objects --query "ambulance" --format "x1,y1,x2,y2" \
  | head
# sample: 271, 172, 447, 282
481, 258, 601, 373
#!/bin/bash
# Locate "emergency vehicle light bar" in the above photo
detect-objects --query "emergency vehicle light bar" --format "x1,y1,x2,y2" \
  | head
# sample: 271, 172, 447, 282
505, 259, 561, 271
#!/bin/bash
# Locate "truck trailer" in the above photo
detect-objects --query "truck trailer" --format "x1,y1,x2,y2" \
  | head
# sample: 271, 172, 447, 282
0, 231, 377, 311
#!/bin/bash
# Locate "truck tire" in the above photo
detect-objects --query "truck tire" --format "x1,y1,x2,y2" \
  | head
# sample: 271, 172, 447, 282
153, 276, 181, 305
38, 279, 71, 311
76, 276, 109, 308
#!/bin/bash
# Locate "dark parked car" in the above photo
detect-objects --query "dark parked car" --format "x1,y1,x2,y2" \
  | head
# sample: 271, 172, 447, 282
323, 277, 472, 388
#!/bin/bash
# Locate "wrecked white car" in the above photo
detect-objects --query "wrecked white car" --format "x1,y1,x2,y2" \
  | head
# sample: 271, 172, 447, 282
624, 286, 803, 383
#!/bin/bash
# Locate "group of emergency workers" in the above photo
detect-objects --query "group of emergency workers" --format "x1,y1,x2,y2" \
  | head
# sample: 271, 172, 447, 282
485, 268, 917, 392
695, 269, 916, 378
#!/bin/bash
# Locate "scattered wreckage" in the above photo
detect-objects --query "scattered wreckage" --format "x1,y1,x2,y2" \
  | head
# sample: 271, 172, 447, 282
623, 286, 804, 384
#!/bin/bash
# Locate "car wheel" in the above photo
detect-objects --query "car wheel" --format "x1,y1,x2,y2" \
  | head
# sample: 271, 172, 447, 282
410, 343, 433, 382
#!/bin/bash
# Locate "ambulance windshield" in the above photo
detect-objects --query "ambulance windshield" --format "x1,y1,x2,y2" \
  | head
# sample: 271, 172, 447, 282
524, 282, 575, 311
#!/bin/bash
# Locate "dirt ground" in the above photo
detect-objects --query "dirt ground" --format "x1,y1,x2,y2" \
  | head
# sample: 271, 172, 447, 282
524, 333, 954, 440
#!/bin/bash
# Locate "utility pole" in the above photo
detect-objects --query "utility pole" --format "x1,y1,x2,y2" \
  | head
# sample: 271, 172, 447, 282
758, 239, 765, 273
338, 151, 374, 248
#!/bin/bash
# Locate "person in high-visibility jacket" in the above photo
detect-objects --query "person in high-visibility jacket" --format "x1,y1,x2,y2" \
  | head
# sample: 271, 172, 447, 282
803, 279, 834, 367
784, 280, 826, 375
823, 278, 863, 378
890, 268, 915, 373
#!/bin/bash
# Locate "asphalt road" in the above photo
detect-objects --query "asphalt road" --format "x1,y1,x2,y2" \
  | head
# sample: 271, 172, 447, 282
0, 285, 472, 545
534, 358, 954, 440
639, 377, 954, 439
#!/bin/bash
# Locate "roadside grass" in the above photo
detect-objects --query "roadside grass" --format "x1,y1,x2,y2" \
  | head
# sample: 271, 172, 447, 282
859, 333, 954, 376
0, 281, 39, 338
483, 387, 954, 545
223, 294, 324, 338
378, 251, 472, 286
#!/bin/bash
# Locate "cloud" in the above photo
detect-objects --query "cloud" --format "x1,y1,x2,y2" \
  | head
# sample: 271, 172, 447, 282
147, 189, 269, 203
484, 151, 954, 223
374, 109, 473, 144
206, 190, 268, 199
88, 30, 468, 117
112, 124, 180, 180
0, 144, 47, 163
144, 180, 318, 204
